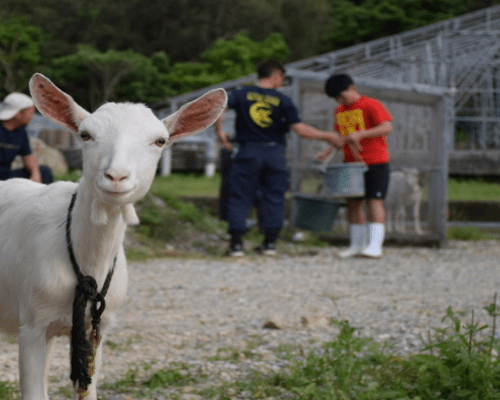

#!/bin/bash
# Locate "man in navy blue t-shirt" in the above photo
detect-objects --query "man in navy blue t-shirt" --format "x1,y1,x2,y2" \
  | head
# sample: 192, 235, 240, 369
215, 59, 344, 256
0, 92, 52, 183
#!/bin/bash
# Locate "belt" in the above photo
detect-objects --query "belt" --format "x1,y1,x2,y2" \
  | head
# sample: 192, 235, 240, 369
239, 141, 282, 147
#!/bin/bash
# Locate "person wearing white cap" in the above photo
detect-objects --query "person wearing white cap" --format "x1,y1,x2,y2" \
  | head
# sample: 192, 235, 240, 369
0, 92, 53, 183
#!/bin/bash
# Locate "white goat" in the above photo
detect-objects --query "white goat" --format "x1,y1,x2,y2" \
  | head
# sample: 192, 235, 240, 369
385, 168, 423, 235
0, 73, 227, 400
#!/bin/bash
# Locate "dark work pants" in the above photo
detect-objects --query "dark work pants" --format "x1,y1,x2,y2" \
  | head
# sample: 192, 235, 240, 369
219, 148, 233, 221
9, 165, 54, 184
226, 143, 288, 238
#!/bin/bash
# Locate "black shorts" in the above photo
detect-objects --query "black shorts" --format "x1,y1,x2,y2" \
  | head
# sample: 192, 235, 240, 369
364, 163, 390, 199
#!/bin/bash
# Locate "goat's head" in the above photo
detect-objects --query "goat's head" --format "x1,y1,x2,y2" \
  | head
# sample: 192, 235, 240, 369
29, 73, 227, 224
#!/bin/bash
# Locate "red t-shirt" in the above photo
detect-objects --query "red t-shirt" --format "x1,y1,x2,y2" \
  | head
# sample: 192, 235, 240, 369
335, 96, 392, 164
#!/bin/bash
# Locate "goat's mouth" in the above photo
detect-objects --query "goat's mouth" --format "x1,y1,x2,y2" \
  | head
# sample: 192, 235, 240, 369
101, 188, 135, 198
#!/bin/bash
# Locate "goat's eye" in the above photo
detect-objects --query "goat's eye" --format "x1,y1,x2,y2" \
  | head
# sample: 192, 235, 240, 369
80, 132, 91, 141
155, 138, 166, 147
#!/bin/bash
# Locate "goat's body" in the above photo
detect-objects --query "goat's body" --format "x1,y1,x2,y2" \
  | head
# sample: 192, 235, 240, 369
0, 178, 128, 399
0, 179, 75, 333
385, 169, 423, 235
0, 178, 127, 333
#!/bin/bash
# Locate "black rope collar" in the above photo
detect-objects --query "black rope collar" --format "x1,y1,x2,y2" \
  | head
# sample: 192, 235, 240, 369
66, 192, 116, 390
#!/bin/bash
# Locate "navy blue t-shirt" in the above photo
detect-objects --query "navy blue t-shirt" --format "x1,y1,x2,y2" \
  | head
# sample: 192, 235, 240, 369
0, 123, 32, 180
227, 86, 301, 144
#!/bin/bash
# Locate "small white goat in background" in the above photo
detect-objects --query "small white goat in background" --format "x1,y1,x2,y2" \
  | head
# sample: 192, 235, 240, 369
0, 73, 227, 400
385, 168, 423, 235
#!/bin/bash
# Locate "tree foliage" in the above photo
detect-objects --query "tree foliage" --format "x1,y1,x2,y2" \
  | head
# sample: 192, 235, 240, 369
47, 45, 176, 110
323, 0, 476, 48
165, 32, 290, 94
0, 0, 498, 104
0, 17, 44, 94
43, 33, 290, 109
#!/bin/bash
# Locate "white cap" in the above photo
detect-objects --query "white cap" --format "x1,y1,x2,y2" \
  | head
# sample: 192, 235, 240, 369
0, 92, 35, 121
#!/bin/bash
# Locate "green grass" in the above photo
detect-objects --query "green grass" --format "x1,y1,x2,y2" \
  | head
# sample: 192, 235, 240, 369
55, 171, 500, 201
154, 174, 500, 201
121, 295, 500, 399
448, 177, 500, 201
151, 172, 221, 197
447, 226, 497, 241
0, 381, 16, 400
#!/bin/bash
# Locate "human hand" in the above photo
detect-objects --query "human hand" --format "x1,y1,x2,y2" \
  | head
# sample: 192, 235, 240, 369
218, 132, 233, 151
345, 130, 363, 151
327, 132, 345, 148
30, 171, 42, 183
316, 147, 333, 162
345, 131, 364, 161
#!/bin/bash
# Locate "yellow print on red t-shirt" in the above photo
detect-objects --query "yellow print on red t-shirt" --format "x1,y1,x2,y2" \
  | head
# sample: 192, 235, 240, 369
336, 109, 366, 137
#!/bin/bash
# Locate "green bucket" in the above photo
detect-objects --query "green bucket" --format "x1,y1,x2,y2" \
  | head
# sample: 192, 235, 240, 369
294, 194, 343, 233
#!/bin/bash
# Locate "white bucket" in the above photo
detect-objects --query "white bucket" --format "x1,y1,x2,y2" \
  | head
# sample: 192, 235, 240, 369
323, 163, 368, 198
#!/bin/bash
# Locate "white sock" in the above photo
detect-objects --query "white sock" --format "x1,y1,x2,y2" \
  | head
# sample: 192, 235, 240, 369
351, 224, 366, 250
364, 223, 385, 255
339, 224, 366, 258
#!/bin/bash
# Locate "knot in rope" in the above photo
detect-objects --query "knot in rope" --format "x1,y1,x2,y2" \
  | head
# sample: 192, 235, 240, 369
77, 275, 98, 301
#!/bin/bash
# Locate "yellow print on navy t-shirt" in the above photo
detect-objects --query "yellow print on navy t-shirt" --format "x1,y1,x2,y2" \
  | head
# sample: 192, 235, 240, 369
247, 92, 281, 128
336, 109, 366, 137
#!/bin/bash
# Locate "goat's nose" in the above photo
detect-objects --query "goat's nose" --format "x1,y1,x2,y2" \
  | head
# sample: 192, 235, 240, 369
105, 170, 130, 182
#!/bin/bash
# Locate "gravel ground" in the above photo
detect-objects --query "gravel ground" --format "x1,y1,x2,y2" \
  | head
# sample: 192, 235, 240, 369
1, 240, 500, 398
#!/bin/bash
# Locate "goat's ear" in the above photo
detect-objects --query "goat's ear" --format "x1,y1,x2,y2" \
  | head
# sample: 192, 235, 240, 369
162, 88, 227, 142
29, 73, 90, 132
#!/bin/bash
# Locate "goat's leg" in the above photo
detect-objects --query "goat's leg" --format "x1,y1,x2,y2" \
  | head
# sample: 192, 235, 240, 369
385, 210, 392, 233
400, 207, 406, 233
394, 207, 405, 233
394, 208, 403, 233
19, 325, 50, 400
414, 196, 423, 235
43, 338, 56, 397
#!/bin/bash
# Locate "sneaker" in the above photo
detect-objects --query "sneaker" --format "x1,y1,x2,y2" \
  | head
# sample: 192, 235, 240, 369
360, 246, 383, 258
226, 243, 244, 257
338, 246, 362, 259
262, 242, 277, 256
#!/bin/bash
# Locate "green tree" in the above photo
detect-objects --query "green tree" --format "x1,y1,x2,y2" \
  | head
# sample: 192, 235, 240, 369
165, 32, 290, 94
49, 45, 174, 110
0, 17, 44, 96
2, 0, 496, 69
276, 0, 332, 59
323, 0, 473, 50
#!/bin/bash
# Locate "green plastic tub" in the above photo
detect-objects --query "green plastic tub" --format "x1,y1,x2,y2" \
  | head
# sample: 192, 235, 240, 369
294, 194, 343, 233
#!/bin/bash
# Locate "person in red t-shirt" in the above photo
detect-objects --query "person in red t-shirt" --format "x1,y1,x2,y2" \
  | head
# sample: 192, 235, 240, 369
319, 74, 393, 258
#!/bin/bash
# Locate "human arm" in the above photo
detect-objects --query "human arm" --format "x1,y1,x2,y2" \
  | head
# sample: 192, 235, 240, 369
293, 122, 365, 162
346, 121, 392, 153
22, 154, 42, 183
292, 122, 344, 148
317, 146, 336, 162
214, 108, 232, 151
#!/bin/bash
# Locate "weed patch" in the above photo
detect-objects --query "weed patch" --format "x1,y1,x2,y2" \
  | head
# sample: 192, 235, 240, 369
0, 381, 17, 400
67, 294, 498, 399
3, 297, 500, 399
447, 226, 496, 241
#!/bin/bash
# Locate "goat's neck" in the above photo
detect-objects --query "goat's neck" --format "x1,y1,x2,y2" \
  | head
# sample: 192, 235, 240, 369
69, 181, 127, 280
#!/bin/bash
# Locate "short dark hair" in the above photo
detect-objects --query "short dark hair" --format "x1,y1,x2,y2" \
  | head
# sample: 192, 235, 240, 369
257, 59, 285, 79
324, 74, 354, 98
